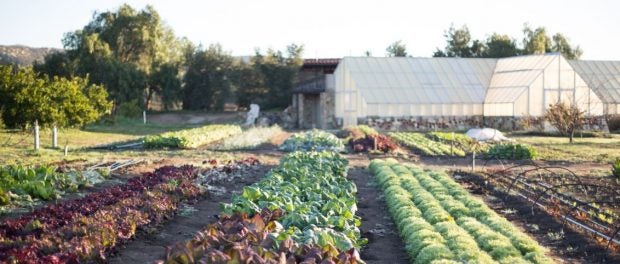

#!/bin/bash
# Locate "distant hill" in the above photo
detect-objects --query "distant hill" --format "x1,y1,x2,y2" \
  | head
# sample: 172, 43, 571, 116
0, 45, 62, 66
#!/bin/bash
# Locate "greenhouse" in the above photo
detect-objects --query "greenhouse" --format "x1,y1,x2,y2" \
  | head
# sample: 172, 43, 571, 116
292, 53, 620, 130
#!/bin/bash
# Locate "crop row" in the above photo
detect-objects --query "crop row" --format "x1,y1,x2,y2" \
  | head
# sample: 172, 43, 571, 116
0, 165, 109, 210
0, 159, 259, 263
370, 159, 552, 264
162, 151, 364, 263
212, 125, 283, 150
389, 132, 466, 157
344, 125, 398, 153
279, 130, 345, 152
144, 124, 242, 149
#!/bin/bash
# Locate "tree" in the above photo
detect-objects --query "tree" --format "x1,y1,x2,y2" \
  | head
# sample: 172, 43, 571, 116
435, 25, 475, 58
522, 25, 582, 59
544, 102, 585, 143
0, 65, 111, 129
386, 41, 407, 57
551, 33, 583, 60
37, 4, 187, 111
484, 34, 520, 58
183, 44, 235, 111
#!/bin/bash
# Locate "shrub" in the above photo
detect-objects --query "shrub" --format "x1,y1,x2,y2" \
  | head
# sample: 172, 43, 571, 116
613, 158, 620, 180
484, 143, 538, 160
608, 115, 620, 133
117, 99, 142, 118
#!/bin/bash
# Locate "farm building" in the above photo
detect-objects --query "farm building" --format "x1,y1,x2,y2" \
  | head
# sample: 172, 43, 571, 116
292, 53, 620, 130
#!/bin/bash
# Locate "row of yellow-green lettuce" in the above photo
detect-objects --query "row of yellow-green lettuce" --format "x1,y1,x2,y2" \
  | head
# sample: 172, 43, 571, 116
369, 159, 553, 264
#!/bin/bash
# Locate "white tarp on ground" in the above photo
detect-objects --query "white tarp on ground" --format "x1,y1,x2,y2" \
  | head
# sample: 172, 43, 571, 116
466, 128, 511, 142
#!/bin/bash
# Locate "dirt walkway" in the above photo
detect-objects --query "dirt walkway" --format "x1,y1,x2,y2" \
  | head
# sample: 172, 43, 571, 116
345, 154, 410, 264
108, 164, 272, 263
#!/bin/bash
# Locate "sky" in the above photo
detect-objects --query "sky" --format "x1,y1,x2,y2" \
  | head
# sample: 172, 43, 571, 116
1, 0, 619, 60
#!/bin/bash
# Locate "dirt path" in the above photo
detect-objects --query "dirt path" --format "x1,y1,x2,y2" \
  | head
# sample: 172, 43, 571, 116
108, 164, 272, 263
348, 165, 410, 264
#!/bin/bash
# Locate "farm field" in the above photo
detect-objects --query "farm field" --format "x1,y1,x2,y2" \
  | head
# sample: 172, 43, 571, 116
0, 118, 619, 263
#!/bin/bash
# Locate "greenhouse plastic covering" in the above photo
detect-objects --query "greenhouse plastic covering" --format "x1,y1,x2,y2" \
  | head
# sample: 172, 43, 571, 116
569, 60, 620, 103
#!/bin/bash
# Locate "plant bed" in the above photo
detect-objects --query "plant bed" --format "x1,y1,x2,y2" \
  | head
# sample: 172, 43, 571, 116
144, 124, 242, 149
159, 151, 365, 263
452, 171, 620, 263
0, 158, 262, 263
279, 130, 345, 152
369, 159, 553, 263
389, 132, 466, 157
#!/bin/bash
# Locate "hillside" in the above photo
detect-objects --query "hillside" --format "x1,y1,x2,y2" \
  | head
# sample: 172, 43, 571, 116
0, 45, 61, 66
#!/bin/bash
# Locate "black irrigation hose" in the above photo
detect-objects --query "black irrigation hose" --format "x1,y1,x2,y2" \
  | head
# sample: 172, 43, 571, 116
478, 165, 620, 250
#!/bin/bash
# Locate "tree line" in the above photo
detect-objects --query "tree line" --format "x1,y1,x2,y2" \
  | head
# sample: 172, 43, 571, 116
1, 3, 586, 131
386, 24, 582, 59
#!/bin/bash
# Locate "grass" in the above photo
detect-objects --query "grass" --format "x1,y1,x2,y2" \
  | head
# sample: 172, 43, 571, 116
514, 135, 620, 163
0, 117, 212, 166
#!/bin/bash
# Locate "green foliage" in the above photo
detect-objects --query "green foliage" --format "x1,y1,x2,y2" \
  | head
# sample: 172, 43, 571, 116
612, 158, 620, 180
386, 40, 408, 57
607, 114, 620, 132
0, 65, 112, 129
389, 132, 466, 157
0, 165, 83, 203
144, 124, 241, 149
182, 44, 235, 110
369, 159, 553, 264
279, 130, 345, 152
485, 143, 538, 160
222, 151, 365, 251
213, 126, 283, 150
38, 4, 187, 110
433, 24, 582, 59
117, 99, 142, 118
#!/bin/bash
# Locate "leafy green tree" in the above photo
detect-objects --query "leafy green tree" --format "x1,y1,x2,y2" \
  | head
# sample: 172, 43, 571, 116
250, 44, 304, 109
434, 24, 582, 59
183, 44, 235, 111
386, 41, 408, 57
149, 63, 182, 110
484, 34, 520, 58
37, 4, 187, 111
551, 33, 583, 60
436, 25, 475, 57
522, 25, 552, 55
0, 65, 111, 129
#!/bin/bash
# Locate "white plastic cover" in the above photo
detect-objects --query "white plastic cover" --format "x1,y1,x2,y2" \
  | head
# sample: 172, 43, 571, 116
466, 128, 511, 142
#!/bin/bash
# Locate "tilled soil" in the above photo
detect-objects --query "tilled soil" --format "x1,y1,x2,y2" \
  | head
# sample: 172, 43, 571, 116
348, 166, 410, 264
108, 164, 272, 263
454, 171, 620, 263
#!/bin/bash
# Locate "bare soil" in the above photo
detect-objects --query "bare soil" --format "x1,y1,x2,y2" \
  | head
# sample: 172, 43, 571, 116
454, 171, 620, 263
348, 166, 410, 264
108, 163, 273, 263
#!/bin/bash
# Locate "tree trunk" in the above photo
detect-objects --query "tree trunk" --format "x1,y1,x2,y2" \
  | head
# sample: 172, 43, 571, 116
569, 129, 574, 143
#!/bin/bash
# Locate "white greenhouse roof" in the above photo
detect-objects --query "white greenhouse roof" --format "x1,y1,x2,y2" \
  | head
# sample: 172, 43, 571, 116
342, 57, 497, 104
569, 60, 620, 103
485, 54, 556, 103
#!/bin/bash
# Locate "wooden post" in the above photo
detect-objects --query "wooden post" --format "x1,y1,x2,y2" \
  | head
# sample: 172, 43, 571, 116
64, 145, 68, 157
451, 132, 454, 156
143, 111, 147, 124
34, 120, 40, 150
52, 125, 58, 148
472, 150, 476, 172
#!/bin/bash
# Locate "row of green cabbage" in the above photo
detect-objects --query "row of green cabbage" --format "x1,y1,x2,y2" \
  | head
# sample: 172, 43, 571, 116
369, 159, 553, 264
279, 130, 345, 152
388, 132, 466, 157
222, 151, 366, 252
144, 124, 242, 149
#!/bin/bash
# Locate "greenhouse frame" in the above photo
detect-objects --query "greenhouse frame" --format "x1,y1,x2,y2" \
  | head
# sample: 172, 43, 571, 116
292, 53, 620, 130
